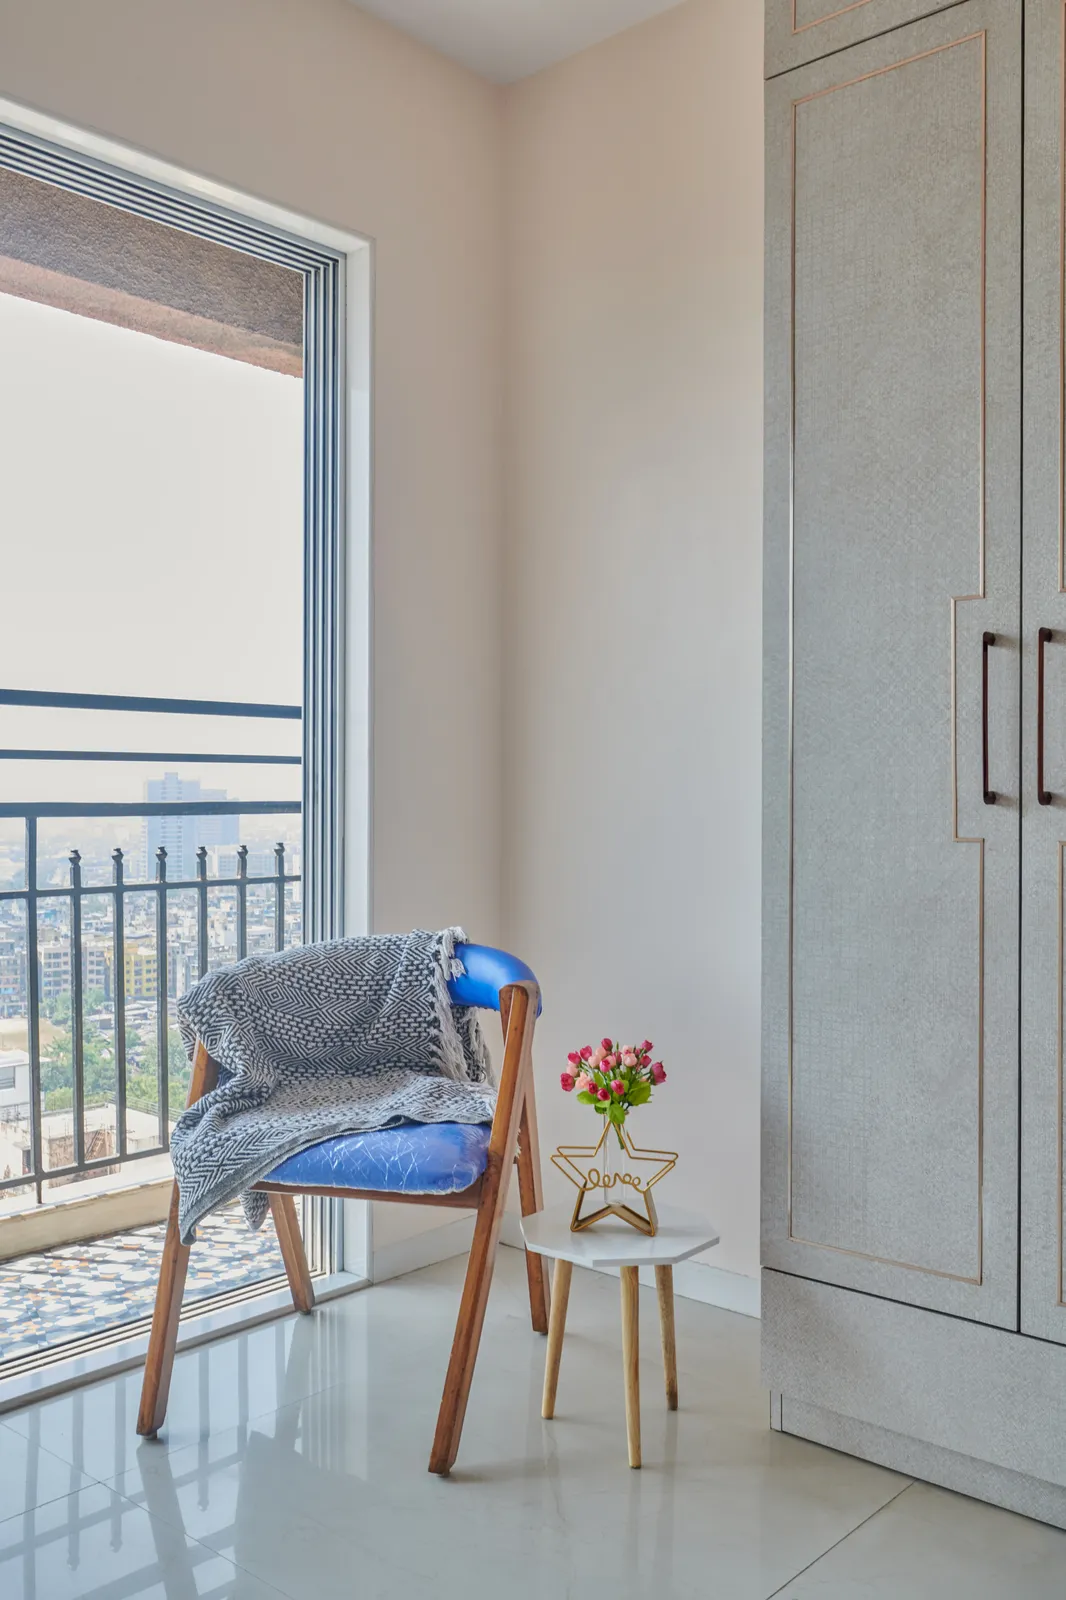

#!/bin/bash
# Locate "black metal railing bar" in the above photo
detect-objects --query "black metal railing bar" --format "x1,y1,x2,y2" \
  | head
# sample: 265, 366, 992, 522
0, 812, 300, 1200
0, 687, 301, 719
0, 801, 299, 821
0, 750, 300, 764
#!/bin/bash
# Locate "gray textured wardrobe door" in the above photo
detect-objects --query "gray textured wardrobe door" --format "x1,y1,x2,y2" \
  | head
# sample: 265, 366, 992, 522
1021, 0, 1066, 1346
765, 0, 971, 78
762, 0, 1021, 1327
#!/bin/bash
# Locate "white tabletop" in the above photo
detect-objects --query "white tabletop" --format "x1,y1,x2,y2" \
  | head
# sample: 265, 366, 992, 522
521, 1203, 720, 1269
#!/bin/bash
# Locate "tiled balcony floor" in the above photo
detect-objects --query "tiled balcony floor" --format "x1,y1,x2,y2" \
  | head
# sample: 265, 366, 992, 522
0, 1203, 284, 1364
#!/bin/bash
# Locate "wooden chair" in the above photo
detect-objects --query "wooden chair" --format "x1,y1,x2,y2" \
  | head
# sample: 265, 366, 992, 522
136, 943, 550, 1475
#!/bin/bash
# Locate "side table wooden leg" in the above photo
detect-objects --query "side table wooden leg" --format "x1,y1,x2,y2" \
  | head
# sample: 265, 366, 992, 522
655, 1264, 678, 1411
620, 1265, 641, 1468
542, 1258, 572, 1419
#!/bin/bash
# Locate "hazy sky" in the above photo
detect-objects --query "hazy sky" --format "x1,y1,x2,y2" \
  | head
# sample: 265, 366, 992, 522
0, 292, 303, 809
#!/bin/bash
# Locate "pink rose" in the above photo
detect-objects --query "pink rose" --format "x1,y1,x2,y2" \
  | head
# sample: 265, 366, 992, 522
610, 1079, 625, 1096
597, 1086, 611, 1102
560, 1072, 576, 1092
567, 1051, 581, 1065
575, 1072, 592, 1094
603, 1053, 616, 1070
622, 1051, 637, 1067
640, 1040, 653, 1054
601, 1037, 613, 1053
650, 1061, 666, 1085
580, 1045, 593, 1061
591, 1046, 606, 1066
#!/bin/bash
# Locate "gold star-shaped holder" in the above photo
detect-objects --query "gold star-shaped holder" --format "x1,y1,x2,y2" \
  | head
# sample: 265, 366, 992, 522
552, 1122, 677, 1236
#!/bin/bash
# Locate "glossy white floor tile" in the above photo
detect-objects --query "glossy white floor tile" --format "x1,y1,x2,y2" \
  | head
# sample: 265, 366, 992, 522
0, 1481, 287, 1599
776, 1479, 1066, 1598
2, 1247, 1065, 1598
0, 1419, 94, 1521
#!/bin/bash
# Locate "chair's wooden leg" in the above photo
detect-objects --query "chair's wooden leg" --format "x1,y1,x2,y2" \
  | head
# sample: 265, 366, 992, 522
541, 1258, 572, 1419
655, 1264, 678, 1411
269, 1193, 315, 1314
137, 1040, 217, 1439
516, 1092, 550, 1335
620, 1265, 641, 1468
137, 1180, 192, 1437
502, 988, 549, 1335
428, 1160, 510, 1475
430, 981, 537, 1475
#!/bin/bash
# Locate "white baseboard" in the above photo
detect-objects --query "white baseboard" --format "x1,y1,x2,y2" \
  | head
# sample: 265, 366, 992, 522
374, 1212, 759, 1318
370, 1214, 476, 1283
665, 1258, 760, 1318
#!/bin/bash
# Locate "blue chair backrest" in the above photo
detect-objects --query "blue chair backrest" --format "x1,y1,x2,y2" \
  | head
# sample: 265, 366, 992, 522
449, 943, 540, 1015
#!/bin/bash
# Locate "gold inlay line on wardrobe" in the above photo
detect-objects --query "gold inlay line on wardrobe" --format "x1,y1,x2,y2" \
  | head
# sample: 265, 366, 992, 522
1057, 843, 1066, 1305
786, 31, 987, 1286
1060, 1, 1066, 594
792, 0, 874, 37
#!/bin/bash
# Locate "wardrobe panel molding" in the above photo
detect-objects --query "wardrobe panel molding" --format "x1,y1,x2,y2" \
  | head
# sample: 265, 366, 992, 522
766, 0, 968, 77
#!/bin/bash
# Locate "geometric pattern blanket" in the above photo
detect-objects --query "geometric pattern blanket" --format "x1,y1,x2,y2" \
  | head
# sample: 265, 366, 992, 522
169, 928, 495, 1243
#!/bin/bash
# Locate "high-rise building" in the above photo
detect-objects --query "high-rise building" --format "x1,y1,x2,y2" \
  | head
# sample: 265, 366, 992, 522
81, 939, 112, 1001
124, 940, 157, 1000
141, 773, 239, 882
38, 938, 70, 1001
168, 946, 194, 999
0, 939, 25, 1018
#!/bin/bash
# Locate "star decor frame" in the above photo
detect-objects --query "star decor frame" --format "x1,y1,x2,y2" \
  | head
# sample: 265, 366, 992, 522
551, 1123, 678, 1236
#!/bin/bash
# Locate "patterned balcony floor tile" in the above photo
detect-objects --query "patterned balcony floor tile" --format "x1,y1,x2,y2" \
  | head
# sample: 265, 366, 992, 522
0, 1202, 284, 1365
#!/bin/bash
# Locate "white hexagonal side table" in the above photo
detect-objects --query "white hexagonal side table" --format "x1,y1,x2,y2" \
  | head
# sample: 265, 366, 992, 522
521, 1203, 720, 1468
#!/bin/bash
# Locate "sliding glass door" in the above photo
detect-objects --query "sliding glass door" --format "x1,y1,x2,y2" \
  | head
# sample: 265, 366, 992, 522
0, 127, 345, 1367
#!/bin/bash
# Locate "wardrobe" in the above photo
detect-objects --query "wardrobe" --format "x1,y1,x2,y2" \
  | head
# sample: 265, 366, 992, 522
762, 0, 1066, 1525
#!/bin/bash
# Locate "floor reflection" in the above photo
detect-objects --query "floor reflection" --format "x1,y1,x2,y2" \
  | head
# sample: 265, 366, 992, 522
0, 1301, 366, 1598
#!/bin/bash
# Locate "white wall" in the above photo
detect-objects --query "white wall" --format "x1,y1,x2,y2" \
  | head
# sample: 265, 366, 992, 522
0, 0, 507, 1256
503, 0, 764, 1292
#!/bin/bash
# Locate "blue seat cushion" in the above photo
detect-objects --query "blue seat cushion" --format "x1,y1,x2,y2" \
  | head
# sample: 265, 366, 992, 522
263, 1121, 492, 1196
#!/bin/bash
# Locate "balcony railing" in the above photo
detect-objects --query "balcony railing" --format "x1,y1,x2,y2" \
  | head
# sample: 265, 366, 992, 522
0, 687, 301, 1206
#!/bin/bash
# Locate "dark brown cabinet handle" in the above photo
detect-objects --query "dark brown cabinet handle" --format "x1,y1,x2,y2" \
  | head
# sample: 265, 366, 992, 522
1039, 627, 1053, 806
982, 632, 997, 804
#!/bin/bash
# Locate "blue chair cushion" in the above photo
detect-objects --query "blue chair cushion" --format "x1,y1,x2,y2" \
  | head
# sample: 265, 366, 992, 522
263, 1121, 492, 1196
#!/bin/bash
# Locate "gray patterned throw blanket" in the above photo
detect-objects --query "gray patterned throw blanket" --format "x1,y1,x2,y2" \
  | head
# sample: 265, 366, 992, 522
170, 928, 495, 1242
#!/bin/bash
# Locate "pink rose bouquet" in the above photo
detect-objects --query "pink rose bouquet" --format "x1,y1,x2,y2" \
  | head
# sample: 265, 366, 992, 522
560, 1037, 666, 1132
